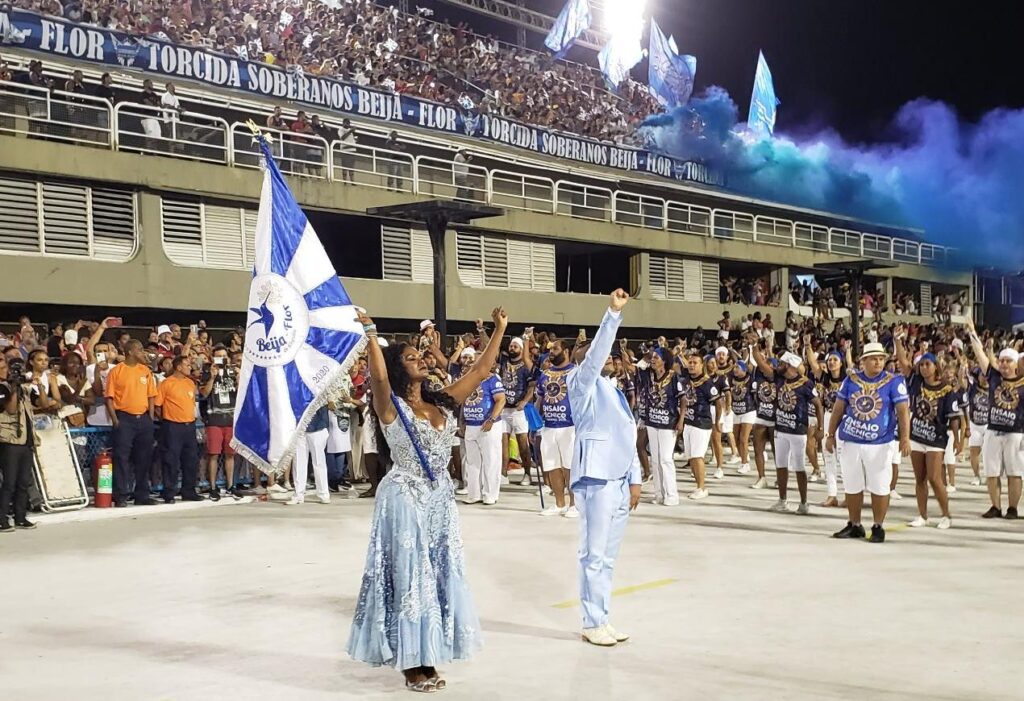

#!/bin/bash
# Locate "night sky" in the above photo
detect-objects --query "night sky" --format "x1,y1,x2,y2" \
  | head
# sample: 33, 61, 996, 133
510, 0, 1023, 142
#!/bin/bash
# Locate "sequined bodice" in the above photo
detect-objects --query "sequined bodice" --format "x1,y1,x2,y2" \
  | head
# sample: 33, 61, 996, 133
382, 399, 457, 483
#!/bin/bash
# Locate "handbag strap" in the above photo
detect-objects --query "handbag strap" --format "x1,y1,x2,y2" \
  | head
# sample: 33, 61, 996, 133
389, 392, 437, 483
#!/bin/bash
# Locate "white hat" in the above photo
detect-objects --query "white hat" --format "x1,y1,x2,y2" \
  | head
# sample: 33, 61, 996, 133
461, 347, 476, 358
419, 319, 434, 332
376, 337, 389, 348
999, 348, 1020, 363
715, 346, 729, 356
951, 338, 964, 350
64, 329, 78, 346
861, 342, 886, 359
157, 324, 172, 336
781, 351, 802, 369
510, 337, 524, 348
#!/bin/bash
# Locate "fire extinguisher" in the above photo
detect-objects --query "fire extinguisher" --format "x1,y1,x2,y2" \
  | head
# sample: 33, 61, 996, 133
94, 449, 113, 508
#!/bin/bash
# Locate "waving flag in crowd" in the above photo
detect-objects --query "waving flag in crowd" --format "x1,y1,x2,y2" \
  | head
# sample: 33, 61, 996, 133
545, 0, 592, 59
747, 50, 780, 138
231, 131, 366, 474
647, 18, 696, 109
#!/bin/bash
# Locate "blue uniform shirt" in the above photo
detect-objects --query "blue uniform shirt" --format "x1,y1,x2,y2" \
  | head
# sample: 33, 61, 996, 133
499, 356, 533, 407
908, 374, 960, 448
463, 374, 504, 426
638, 368, 682, 430
836, 370, 908, 444
682, 372, 719, 430
774, 375, 817, 435
537, 363, 575, 428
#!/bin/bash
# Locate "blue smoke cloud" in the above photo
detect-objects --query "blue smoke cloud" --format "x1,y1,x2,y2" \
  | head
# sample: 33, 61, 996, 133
639, 88, 1024, 270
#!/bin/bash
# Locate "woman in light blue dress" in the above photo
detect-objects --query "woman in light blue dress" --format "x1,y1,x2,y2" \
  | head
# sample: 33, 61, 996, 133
348, 307, 509, 692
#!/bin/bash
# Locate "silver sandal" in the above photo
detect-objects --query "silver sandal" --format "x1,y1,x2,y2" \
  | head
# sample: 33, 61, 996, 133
405, 679, 437, 693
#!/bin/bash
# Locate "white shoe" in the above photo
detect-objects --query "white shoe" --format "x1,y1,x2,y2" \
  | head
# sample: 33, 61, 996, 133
285, 496, 304, 505
908, 516, 928, 528
937, 516, 952, 530
563, 506, 579, 518
581, 626, 617, 647
268, 483, 288, 493
890, 490, 903, 500
482, 499, 497, 506
969, 477, 982, 486
500, 476, 510, 485
737, 464, 751, 475
713, 468, 725, 480
769, 499, 789, 513
688, 488, 709, 500
544, 486, 553, 495
540, 505, 565, 517
519, 475, 532, 486
750, 477, 768, 489
462, 498, 482, 505
455, 487, 469, 495
947, 485, 957, 494
317, 495, 331, 504
643, 474, 653, 484
662, 497, 680, 506
796, 502, 811, 515
603, 624, 630, 642
808, 472, 820, 483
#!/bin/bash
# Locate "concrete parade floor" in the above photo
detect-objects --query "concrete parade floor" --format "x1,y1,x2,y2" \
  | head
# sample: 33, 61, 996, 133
3, 457, 1023, 701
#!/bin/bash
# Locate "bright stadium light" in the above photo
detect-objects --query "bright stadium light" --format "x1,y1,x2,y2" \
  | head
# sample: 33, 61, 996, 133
594, 0, 647, 36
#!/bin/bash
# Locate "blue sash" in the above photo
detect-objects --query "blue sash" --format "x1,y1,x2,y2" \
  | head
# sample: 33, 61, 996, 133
390, 392, 437, 483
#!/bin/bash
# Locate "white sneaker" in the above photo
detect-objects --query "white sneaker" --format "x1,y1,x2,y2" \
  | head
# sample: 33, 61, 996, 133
796, 502, 811, 515
937, 516, 952, 530
643, 474, 653, 484
713, 468, 725, 480
455, 487, 469, 495
750, 477, 768, 489
969, 477, 982, 486
540, 505, 565, 517
737, 463, 751, 475
663, 496, 680, 506
462, 498, 482, 505
769, 499, 789, 513
285, 496, 304, 505
890, 490, 903, 500
563, 506, 580, 518
581, 626, 617, 647
268, 483, 288, 494
603, 624, 630, 642
808, 472, 820, 483
947, 485, 957, 494
482, 499, 497, 506
519, 475, 532, 486
500, 476, 510, 485
688, 488, 709, 500
317, 495, 331, 504
908, 516, 928, 528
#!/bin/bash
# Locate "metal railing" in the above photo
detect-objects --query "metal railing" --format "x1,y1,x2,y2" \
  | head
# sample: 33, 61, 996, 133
0, 81, 956, 268
115, 101, 229, 164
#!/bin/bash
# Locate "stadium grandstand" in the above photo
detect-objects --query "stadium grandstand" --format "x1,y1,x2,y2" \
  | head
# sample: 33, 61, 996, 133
0, 0, 977, 337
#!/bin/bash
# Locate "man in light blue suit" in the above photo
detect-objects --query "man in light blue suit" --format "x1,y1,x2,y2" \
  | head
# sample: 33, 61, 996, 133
566, 288, 642, 646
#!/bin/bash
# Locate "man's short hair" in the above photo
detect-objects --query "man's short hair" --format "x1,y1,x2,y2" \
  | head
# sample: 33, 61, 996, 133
212, 343, 228, 354
125, 339, 143, 353
171, 355, 189, 372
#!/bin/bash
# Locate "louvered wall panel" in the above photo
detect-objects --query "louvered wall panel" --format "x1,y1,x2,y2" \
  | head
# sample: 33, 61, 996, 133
507, 239, 533, 289
531, 241, 556, 292
649, 255, 667, 299
681, 259, 702, 302
243, 210, 257, 270
665, 257, 685, 300
482, 235, 508, 288
41, 182, 89, 255
204, 205, 245, 269
91, 188, 135, 260
161, 198, 204, 265
410, 229, 433, 283
456, 231, 484, 287
0, 177, 40, 252
700, 261, 720, 303
381, 225, 412, 281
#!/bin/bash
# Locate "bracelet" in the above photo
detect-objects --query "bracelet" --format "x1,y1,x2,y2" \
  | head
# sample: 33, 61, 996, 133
362, 323, 377, 333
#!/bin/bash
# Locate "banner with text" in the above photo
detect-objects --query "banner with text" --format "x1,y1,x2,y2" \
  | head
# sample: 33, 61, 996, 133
0, 9, 724, 187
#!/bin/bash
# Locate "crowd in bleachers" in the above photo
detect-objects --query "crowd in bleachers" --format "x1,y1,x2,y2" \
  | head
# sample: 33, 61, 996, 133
12, 0, 660, 143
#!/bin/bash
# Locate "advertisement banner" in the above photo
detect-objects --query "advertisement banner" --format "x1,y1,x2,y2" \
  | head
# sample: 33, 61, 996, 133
0, 8, 725, 187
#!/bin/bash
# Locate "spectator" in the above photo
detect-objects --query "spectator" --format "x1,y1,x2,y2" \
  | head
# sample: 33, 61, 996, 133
289, 110, 316, 174
160, 81, 184, 142
383, 130, 405, 191
200, 344, 240, 500
338, 117, 357, 184
155, 324, 177, 359
0, 356, 38, 532
453, 148, 474, 200
266, 105, 286, 130
139, 78, 162, 147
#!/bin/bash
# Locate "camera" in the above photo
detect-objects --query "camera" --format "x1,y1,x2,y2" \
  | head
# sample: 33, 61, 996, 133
6, 356, 27, 383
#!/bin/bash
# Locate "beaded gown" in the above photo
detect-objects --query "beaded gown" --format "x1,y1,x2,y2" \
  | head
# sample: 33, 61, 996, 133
347, 398, 483, 668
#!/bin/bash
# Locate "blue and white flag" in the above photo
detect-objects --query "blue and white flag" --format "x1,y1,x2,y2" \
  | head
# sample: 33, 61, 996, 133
231, 136, 366, 474
747, 50, 780, 138
598, 34, 644, 89
545, 0, 591, 59
647, 18, 696, 109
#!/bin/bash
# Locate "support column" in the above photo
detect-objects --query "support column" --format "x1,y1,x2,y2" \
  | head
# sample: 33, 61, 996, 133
426, 213, 449, 341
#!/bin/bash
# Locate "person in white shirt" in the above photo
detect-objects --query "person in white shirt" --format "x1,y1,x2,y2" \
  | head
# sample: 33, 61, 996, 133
160, 82, 183, 140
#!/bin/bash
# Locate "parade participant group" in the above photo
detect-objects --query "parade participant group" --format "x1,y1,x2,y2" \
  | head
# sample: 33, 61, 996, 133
6, 295, 1024, 695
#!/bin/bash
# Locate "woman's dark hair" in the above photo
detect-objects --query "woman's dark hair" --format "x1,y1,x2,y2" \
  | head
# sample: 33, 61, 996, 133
59, 352, 82, 377
383, 343, 459, 412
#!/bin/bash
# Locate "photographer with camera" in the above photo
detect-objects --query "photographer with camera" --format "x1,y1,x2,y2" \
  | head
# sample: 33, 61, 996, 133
0, 354, 39, 532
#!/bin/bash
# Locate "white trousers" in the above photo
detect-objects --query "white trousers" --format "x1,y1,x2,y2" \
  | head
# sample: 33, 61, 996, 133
294, 428, 329, 501
574, 477, 631, 630
774, 431, 807, 472
839, 441, 892, 496
646, 426, 678, 503
464, 424, 503, 502
824, 414, 842, 497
